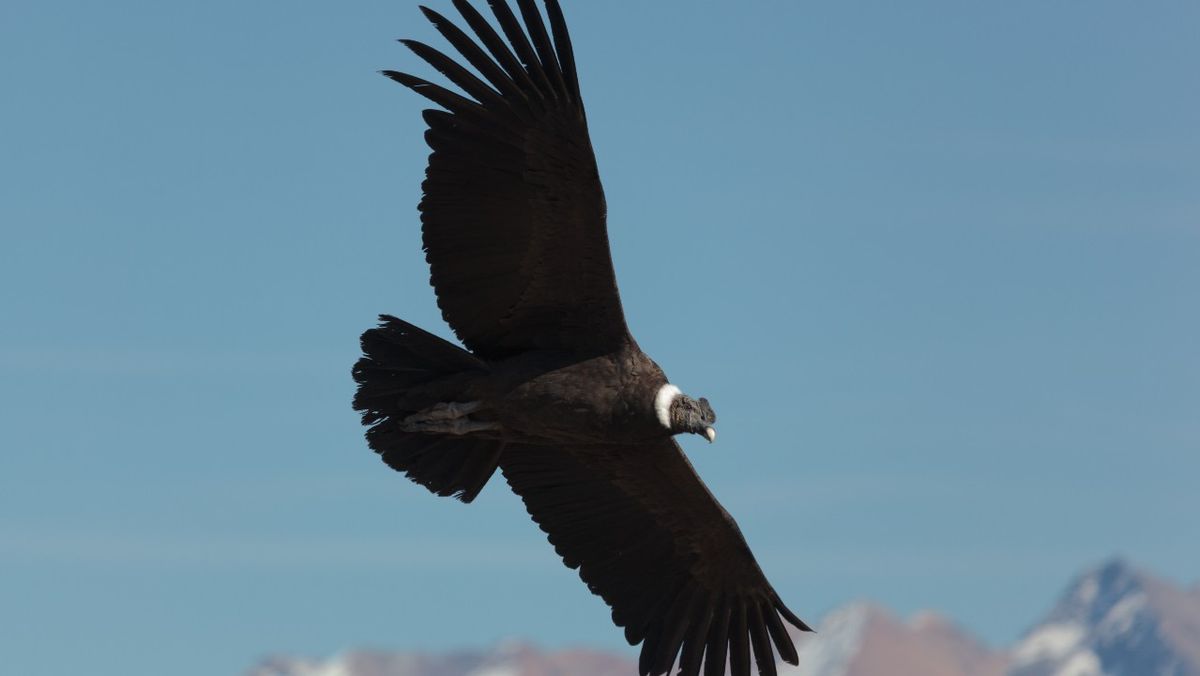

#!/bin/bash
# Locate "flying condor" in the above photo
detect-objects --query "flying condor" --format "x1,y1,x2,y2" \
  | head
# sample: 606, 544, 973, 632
352, 2, 812, 674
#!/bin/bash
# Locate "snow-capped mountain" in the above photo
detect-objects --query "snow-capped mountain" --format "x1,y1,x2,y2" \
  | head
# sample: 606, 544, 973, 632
1009, 559, 1200, 676
246, 559, 1199, 676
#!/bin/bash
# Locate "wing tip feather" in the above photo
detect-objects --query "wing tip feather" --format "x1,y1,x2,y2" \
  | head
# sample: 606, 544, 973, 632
771, 593, 813, 633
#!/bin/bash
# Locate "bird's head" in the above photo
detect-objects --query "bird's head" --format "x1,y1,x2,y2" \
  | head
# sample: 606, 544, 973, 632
654, 384, 717, 443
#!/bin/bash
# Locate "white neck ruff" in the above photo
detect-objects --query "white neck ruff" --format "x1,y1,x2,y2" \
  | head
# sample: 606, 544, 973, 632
654, 384, 682, 429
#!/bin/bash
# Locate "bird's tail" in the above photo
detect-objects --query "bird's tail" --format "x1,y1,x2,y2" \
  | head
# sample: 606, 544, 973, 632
352, 315, 502, 503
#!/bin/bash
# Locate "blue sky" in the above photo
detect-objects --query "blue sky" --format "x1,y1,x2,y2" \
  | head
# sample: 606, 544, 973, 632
2, 1, 1197, 674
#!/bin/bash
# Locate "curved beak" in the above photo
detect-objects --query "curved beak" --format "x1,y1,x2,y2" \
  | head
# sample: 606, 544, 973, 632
703, 427, 717, 443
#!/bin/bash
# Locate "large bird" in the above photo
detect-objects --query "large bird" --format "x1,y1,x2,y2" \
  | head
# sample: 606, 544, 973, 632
352, 2, 811, 674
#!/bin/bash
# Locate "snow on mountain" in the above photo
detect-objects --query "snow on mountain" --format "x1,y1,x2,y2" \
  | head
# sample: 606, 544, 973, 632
778, 602, 871, 676
245, 559, 1198, 676
1009, 559, 1200, 676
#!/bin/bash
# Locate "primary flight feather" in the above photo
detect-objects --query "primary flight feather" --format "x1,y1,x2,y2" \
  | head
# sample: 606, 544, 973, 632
352, 2, 811, 675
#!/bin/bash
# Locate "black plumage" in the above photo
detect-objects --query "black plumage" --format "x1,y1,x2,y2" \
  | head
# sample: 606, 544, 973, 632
352, 3, 812, 675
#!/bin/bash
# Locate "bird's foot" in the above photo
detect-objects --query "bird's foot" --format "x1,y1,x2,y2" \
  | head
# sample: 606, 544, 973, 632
400, 418, 500, 435
404, 401, 483, 423
400, 401, 495, 435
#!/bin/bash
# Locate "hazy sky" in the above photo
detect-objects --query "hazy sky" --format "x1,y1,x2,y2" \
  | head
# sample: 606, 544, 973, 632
2, 1, 1197, 674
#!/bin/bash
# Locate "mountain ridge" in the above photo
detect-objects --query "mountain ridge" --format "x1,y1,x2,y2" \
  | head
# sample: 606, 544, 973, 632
247, 559, 1199, 676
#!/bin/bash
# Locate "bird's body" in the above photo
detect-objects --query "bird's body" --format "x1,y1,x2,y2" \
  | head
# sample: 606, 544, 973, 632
352, 2, 810, 675
488, 346, 671, 445
390, 336, 672, 445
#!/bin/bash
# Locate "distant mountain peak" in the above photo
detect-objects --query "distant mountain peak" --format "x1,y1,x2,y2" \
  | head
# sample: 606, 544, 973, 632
1011, 558, 1200, 676
779, 602, 872, 676
1047, 558, 1146, 628
776, 601, 1006, 676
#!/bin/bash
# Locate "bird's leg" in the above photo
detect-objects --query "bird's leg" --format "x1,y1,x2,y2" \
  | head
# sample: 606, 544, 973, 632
403, 401, 482, 422
400, 401, 497, 435
401, 418, 501, 435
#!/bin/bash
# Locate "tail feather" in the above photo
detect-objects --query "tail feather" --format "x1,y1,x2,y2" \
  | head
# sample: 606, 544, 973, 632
352, 315, 502, 503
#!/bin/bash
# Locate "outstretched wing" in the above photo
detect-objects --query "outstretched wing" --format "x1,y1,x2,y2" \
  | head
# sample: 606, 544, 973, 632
386, 0, 629, 360
501, 440, 811, 676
